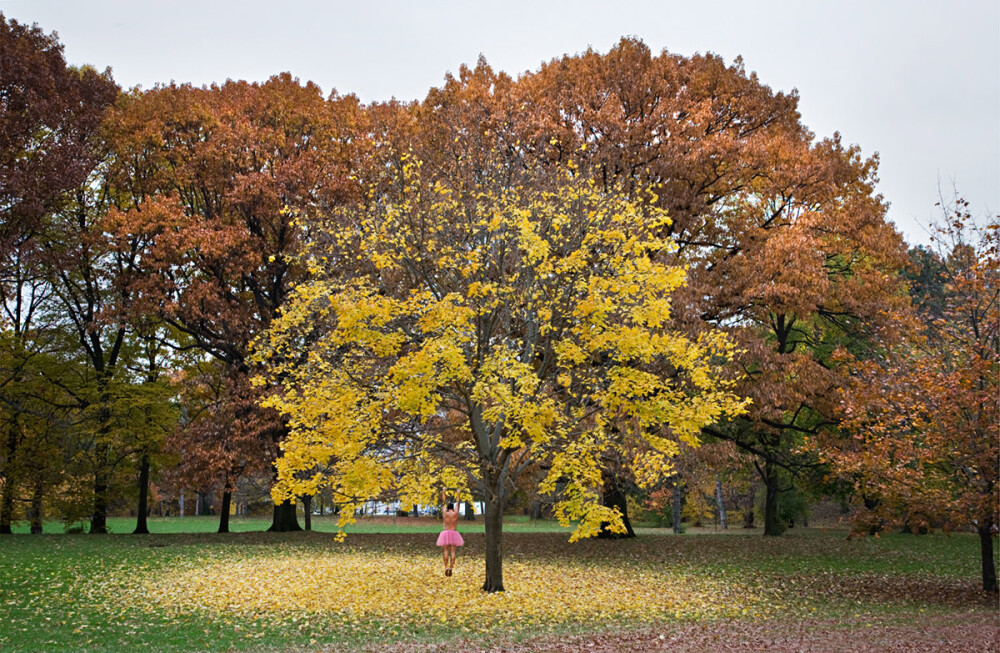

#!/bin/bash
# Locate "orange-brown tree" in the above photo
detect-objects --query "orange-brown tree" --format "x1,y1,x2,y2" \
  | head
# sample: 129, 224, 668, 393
822, 200, 998, 592
103, 76, 364, 530
400, 40, 910, 535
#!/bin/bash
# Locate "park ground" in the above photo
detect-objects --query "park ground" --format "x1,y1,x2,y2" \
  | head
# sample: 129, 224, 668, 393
1, 516, 997, 652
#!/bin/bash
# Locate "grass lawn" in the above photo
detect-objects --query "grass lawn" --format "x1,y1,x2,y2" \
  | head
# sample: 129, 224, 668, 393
0, 519, 996, 651
6, 513, 572, 535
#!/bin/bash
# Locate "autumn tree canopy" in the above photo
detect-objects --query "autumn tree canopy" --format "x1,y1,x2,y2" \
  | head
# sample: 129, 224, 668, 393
0, 15, 120, 534
820, 201, 999, 592
101, 76, 364, 531
518, 39, 911, 534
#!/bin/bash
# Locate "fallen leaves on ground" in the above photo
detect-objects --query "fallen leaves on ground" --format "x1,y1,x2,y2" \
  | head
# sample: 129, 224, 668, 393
373, 612, 1000, 653
141, 545, 772, 631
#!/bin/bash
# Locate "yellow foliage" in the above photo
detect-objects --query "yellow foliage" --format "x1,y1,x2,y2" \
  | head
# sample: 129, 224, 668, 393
252, 159, 749, 544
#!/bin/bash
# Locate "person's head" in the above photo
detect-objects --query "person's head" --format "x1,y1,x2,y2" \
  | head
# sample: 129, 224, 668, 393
446, 502, 454, 511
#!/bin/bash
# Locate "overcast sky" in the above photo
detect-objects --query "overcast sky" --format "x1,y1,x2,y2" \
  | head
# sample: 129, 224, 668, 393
3, 0, 998, 245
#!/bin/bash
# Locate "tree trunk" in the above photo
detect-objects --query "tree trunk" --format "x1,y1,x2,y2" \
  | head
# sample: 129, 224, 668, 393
715, 479, 728, 530
0, 420, 18, 534
29, 479, 43, 534
483, 495, 504, 592
672, 478, 682, 534
0, 478, 14, 535
979, 522, 998, 593
90, 460, 109, 534
598, 474, 635, 538
763, 462, 782, 537
465, 500, 476, 521
302, 495, 312, 531
218, 489, 232, 533
267, 499, 302, 532
267, 461, 301, 531
133, 453, 150, 534
743, 485, 756, 528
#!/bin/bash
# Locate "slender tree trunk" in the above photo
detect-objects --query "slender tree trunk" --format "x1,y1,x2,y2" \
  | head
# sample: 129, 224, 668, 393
598, 473, 635, 538
715, 479, 728, 530
90, 452, 110, 534
218, 484, 232, 534
672, 478, 683, 534
0, 420, 19, 534
0, 479, 14, 534
483, 494, 504, 592
979, 522, 998, 593
743, 485, 756, 528
465, 500, 476, 521
303, 495, 312, 531
133, 453, 150, 534
763, 462, 782, 537
29, 479, 43, 534
91, 383, 115, 535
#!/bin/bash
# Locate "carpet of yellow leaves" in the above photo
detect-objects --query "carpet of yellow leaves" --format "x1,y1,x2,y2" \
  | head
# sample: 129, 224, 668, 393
139, 546, 772, 631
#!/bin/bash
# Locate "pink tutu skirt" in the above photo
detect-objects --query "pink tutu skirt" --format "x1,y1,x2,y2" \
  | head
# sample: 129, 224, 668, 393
436, 529, 464, 546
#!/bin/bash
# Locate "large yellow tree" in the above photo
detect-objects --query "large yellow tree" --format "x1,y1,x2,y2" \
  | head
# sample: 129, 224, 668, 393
254, 157, 748, 591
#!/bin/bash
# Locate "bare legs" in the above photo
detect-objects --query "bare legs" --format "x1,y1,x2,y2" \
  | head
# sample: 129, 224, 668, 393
442, 545, 456, 575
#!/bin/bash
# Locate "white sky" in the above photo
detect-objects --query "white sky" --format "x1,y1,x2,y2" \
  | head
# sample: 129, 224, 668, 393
3, 0, 998, 245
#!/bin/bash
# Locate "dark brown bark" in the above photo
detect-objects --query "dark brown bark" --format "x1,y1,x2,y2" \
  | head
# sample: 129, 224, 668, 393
218, 489, 232, 533
482, 496, 504, 592
598, 474, 635, 539
0, 481, 14, 534
133, 453, 150, 534
0, 419, 18, 534
979, 523, 998, 593
762, 461, 782, 536
743, 485, 756, 528
302, 495, 312, 531
267, 462, 301, 531
267, 499, 302, 532
465, 500, 476, 521
29, 479, 43, 534
90, 458, 109, 534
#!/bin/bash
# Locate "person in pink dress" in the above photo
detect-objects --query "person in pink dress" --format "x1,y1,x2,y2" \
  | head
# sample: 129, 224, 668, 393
437, 489, 464, 576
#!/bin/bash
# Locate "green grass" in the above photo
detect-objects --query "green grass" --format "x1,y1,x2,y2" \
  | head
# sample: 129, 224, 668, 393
8, 513, 573, 535
0, 526, 995, 652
